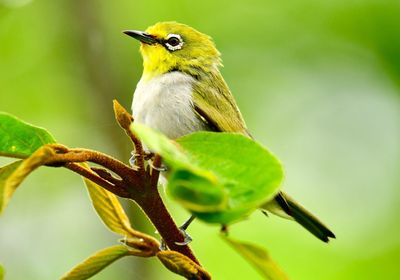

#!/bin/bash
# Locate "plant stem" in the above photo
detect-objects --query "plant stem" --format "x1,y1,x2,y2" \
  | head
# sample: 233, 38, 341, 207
65, 163, 130, 198
50, 146, 201, 265
137, 189, 200, 265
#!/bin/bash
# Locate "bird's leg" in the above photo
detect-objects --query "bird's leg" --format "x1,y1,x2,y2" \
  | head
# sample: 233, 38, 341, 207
175, 215, 196, 246
159, 239, 168, 251
149, 160, 168, 172
129, 150, 154, 167
130, 150, 168, 172
220, 224, 229, 235
261, 209, 269, 217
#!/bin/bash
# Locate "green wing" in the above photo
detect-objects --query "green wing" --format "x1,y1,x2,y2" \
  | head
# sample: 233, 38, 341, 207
192, 71, 250, 135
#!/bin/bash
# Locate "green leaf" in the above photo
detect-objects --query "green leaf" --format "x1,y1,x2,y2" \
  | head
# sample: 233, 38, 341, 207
0, 145, 55, 214
0, 263, 4, 280
60, 245, 132, 280
130, 123, 193, 167
167, 169, 228, 213
83, 164, 137, 237
157, 250, 211, 280
132, 123, 227, 212
132, 124, 283, 224
223, 236, 288, 280
0, 112, 56, 158
177, 132, 283, 223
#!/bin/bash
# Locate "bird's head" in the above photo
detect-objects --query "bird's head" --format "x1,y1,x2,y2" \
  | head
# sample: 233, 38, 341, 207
124, 22, 221, 80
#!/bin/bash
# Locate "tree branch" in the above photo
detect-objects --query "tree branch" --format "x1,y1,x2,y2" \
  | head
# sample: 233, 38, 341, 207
64, 163, 130, 198
43, 101, 203, 268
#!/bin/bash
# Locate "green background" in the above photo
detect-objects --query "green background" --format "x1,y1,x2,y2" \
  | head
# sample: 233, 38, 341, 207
1, 0, 399, 279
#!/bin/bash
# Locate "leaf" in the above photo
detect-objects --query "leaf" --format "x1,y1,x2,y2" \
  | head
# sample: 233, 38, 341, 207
0, 112, 56, 158
60, 245, 132, 280
223, 236, 288, 280
132, 123, 227, 212
130, 123, 193, 167
167, 169, 227, 213
0, 161, 22, 214
157, 250, 211, 280
0, 145, 55, 214
177, 132, 283, 223
83, 164, 136, 237
0, 263, 4, 280
132, 124, 283, 224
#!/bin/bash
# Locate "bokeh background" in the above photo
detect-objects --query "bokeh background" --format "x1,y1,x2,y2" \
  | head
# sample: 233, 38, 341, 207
1, 0, 399, 279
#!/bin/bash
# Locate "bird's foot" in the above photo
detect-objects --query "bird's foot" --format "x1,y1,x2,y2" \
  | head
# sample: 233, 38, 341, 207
220, 224, 229, 235
149, 160, 168, 172
129, 150, 154, 167
175, 228, 193, 246
159, 239, 168, 251
175, 215, 196, 246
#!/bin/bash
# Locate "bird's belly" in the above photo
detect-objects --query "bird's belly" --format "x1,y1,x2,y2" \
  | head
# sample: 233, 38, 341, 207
132, 72, 210, 139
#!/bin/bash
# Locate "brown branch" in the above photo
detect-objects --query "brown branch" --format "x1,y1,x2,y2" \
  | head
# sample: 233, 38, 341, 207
91, 167, 122, 185
65, 163, 130, 198
47, 147, 140, 186
43, 101, 204, 269
46, 144, 200, 265
150, 154, 162, 187
138, 190, 200, 265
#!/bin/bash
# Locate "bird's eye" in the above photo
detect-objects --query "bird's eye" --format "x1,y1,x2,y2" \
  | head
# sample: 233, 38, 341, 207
167, 37, 180, 46
165, 34, 184, 51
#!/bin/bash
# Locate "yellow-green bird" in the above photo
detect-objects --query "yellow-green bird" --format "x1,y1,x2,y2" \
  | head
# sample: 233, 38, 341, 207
124, 22, 335, 242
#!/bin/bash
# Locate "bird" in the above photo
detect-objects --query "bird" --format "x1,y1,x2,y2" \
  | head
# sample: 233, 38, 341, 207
124, 21, 335, 243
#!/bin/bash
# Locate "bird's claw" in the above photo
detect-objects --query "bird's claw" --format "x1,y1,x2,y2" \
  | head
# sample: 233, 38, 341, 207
175, 228, 193, 246
159, 239, 168, 251
149, 161, 168, 172
129, 150, 156, 167
129, 151, 138, 167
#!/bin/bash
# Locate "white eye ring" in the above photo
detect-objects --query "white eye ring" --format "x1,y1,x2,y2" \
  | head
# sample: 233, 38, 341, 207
165, 34, 184, 51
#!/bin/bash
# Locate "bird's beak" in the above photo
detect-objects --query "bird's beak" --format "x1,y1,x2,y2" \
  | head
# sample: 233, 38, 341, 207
123, 30, 158, 45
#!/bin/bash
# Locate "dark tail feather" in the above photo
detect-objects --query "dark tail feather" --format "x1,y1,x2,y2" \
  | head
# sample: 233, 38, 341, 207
277, 193, 336, 242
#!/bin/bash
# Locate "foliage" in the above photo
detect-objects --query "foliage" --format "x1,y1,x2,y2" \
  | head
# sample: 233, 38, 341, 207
60, 246, 136, 280
0, 102, 287, 279
132, 124, 283, 224
0, 113, 56, 158
223, 236, 288, 280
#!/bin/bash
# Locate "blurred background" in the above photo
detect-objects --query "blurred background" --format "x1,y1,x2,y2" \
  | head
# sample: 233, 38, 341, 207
1, 0, 399, 279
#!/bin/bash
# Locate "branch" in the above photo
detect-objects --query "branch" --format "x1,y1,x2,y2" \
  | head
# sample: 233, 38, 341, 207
113, 100, 146, 176
65, 163, 130, 198
43, 101, 203, 268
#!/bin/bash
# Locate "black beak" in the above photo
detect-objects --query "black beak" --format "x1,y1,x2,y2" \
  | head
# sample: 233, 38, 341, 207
123, 30, 158, 45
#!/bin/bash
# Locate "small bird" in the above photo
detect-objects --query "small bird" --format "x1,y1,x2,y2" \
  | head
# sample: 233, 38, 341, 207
124, 22, 335, 242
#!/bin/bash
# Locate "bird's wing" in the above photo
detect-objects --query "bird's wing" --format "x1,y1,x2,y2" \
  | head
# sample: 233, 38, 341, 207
192, 71, 250, 136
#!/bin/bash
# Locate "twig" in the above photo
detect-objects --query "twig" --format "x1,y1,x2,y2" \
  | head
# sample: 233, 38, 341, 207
44, 101, 203, 268
113, 100, 146, 175
65, 163, 130, 198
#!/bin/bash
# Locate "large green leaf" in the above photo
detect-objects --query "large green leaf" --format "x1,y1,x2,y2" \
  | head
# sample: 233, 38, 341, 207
0, 112, 56, 158
132, 124, 283, 224
60, 245, 132, 280
131, 123, 227, 213
177, 132, 283, 223
223, 236, 288, 280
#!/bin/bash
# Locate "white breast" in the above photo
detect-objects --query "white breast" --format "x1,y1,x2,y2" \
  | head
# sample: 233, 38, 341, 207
132, 72, 209, 139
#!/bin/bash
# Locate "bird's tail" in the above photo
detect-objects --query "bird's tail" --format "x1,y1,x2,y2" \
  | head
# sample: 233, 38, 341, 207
263, 192, 335, 242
